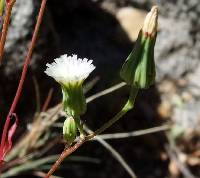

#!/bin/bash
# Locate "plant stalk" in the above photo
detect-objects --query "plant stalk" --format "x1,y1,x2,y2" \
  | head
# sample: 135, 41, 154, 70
0, 0, 48, 164
0, 0, 16, 63
44, 87, 139, 178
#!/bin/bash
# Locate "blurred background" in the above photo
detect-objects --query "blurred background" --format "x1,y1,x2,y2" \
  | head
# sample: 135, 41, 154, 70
0, 0, 200, 178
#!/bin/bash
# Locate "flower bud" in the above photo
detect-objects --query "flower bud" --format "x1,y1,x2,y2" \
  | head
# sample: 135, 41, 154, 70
142, 6, 158, 38
63, 117, 77, 145
120, 6, 158, 89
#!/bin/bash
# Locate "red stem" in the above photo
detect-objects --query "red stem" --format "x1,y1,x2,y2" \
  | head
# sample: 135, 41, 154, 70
0, 0, 48, 157
45, 139, 86, 178
0, 0, 16, 64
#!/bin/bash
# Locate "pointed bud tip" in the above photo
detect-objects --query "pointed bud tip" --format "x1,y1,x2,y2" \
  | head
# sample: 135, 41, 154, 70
142, 6, 158, 37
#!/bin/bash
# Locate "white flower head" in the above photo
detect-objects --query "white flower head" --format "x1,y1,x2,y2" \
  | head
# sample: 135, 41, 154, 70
45, 54, 95, 85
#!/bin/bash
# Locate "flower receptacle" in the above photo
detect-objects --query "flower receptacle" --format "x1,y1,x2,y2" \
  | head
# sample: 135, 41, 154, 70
61, 82, 86, 117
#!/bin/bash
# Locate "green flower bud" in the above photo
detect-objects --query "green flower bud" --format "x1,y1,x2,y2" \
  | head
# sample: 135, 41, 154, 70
61, 82, 86, 117
120, 6, 158, 89
63, 117, 77, 145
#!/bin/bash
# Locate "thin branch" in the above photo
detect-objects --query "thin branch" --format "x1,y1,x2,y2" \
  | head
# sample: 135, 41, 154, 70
0, 0, 48, 161
0, 153, 35, 172
97, 138, 137, 178
96, 124, 171, 140
1, 155, 59, 178
84, 125, 137, 178
54, 123, 171, 141
33, 171, 63, 178
44, 139, 87, 178
166, 134, 197, 178
83, 76, 100, 94
86, 82, 126, 103
33, 76, 41, 113
41, 88, 54, 112
165, 145, 197, 178
0, 0, 16, 64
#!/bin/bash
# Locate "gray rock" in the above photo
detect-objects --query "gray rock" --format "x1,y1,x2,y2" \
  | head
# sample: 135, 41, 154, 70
6, 0, 34, 50
172, 99, 200, 137
155, 17, 199, 80
153, 0, 200, 137
3, 0, 34, 75
2, 0, 57, 75
0, 0, 58, 118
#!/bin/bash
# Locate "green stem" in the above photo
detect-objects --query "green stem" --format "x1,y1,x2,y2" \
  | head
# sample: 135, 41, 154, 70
74, 116, 85, 137
94, 87, 139, 136
44, 87, 139, 178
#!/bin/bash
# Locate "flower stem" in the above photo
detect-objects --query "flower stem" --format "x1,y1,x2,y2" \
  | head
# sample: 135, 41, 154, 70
74, 116, 85, 137
0, 0, 16, 64
44, 138, 87, 178
44, 87, 139, 178
93, 87, 138, 136
0, 0, 47, 162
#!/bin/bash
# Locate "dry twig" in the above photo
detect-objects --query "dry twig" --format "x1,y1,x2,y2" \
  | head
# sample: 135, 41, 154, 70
41, 88, 54, 112
165, 145, 197, 178
84, 125, 137, 178
97, 124, 171, 140
166, 134, 197, 178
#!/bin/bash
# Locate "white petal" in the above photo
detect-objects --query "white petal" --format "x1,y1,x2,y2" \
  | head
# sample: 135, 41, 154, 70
44, 54, 95, 84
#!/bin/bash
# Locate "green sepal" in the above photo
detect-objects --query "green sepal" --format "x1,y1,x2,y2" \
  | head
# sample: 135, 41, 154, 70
63, 117, 77, 145
120, 31, 156, 89
61, 82, 86, 117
